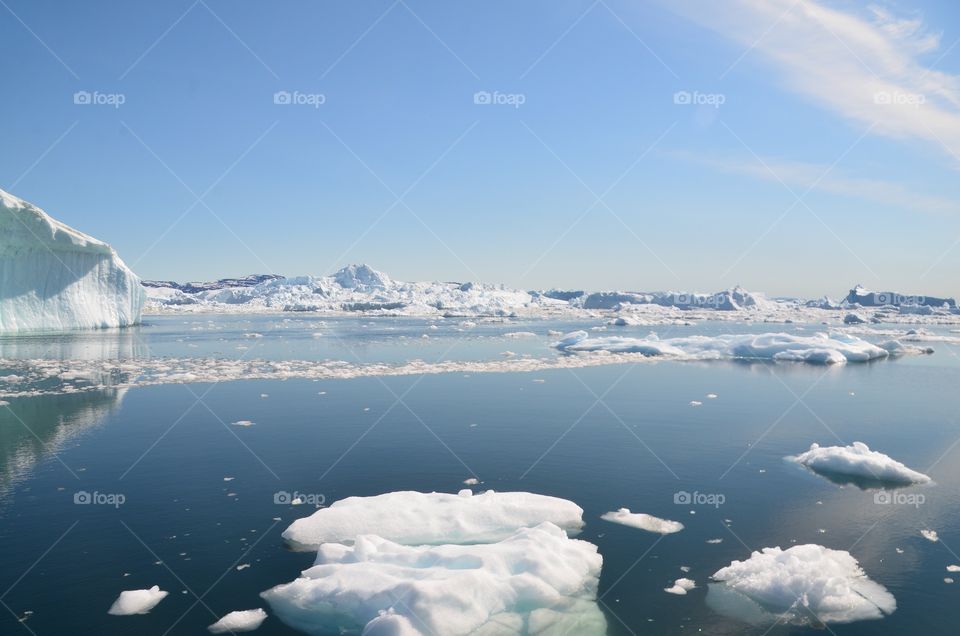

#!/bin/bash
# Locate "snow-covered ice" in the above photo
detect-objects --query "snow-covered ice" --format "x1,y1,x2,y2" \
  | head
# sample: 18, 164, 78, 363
107, 586, 168, 615
709, 544, 895, 625
922, 529, 939, 542
600, 508, 684, 534
788, 442, 931, 487
208, 608, 267, 633
282, 489, 585, 549
0, 189, 145, 333
262, 522, 604, 636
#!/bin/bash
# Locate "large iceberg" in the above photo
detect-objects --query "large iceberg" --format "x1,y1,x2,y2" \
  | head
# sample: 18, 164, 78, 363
263, 523, 604, 636
0, 189, 144, 333
266, 490, 605, 635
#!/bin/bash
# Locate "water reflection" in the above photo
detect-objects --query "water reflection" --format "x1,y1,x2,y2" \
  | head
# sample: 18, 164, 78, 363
0, 388, 125, 497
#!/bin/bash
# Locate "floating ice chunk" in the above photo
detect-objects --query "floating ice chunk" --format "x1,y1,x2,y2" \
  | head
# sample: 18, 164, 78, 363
208, 608, 267, 633
0, 188, 145, 333
107, 586, 168, 615
710, 544, 895, 625
282, 490, 585, 549
664, 578, 696, 595
600, 508, 684, 534
463, 477, 479, 485
263, 523, 604, 636
922, 529, 939, 542
690, 400, 702, 407
706, 538, 723, 544
231, 420, 256, 427
788, 442, 930, 487
503, 331, 536, 338
554, 332, 922, 365
947, 565, 960, 572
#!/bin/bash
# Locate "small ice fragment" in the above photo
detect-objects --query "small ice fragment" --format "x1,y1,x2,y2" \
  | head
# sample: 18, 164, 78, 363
946, 578, 955, 584
664, 578, 696, 595
107, 586, 168, 615
236, 564, 251, 571
463, 478, 479, 485
601, 509, 683, 534
706, 393, 718, 399
207, 608, 267, 633
706, 538, 723, 544
231, 420, 256, 427
947, 565, 960, 572
922, 529, 939, 542
689, 400, 702, 407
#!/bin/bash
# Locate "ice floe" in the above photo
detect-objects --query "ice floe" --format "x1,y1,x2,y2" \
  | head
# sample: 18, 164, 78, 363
208, 608, 267, 633
600, 509, 684, 534
709, 544, 895, 625
788, 442, 931, 488
282, 489, 585, 550
107, 585, 168, 615
554, 331, 929, 365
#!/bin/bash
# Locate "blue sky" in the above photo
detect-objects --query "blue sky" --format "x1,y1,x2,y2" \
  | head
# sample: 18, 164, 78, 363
2, 0, 960, 297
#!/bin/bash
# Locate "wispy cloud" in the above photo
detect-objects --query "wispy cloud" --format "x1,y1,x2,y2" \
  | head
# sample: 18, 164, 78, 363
671, 0, 960, 160
671, 149, 960, 217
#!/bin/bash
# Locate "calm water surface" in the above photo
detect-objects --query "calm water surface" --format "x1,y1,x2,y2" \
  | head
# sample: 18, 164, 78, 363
0, 315, 958, 634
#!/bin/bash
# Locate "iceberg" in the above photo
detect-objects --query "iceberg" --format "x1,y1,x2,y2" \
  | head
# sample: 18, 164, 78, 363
262, 523, 605, 636
282, 489, 585, 550
107, 585, 168, 615
788, 442, 931, 488
0, 188, 144, 333
709, 544, 896, 625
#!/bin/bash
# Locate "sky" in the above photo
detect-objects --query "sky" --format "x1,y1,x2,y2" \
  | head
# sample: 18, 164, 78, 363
2, 0, 960, 298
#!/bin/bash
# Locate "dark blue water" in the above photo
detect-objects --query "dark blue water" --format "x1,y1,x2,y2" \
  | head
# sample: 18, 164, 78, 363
0, 317, 958, 634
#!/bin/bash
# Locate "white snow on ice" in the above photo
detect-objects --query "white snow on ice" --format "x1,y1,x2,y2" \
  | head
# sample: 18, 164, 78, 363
107, 586, 168, 615
710, 544, 895, 625
0, 188, 144, 333
600, 508, 684, 534
788, 442, 931, 486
